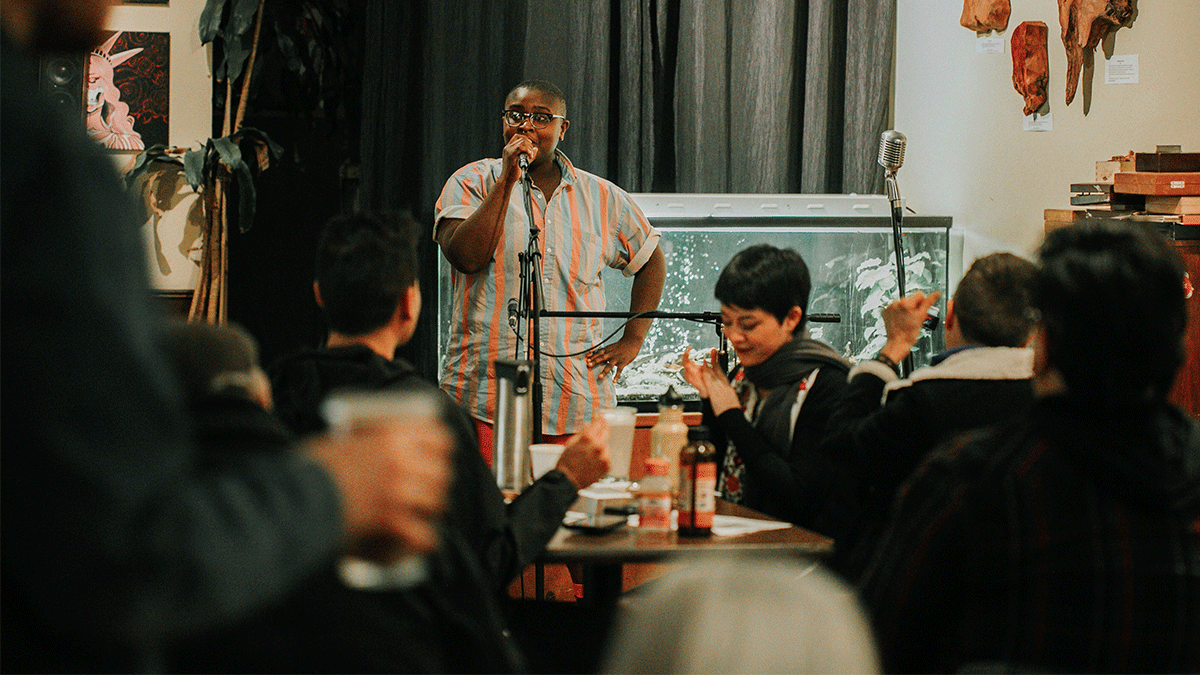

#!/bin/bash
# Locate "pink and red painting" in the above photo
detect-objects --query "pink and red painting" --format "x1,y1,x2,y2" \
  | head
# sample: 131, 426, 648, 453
87, 30, 169, 151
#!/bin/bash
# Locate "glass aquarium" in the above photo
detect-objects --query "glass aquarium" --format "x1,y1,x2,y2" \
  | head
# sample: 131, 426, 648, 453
437, 194, 952, 408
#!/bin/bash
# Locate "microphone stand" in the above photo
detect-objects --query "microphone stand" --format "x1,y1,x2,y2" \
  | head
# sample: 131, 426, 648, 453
516, 165, 543, 443
883, 169, 915, 376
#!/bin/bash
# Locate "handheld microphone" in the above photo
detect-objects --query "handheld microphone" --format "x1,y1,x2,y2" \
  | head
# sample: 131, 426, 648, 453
517, 153, 530, 171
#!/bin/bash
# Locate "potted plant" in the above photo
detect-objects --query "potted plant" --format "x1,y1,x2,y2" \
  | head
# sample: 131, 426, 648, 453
125, 0, 354, 322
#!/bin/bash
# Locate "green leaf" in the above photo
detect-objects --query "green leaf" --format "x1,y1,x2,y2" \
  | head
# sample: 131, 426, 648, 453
211, 135, 244, 173
210, 136, 258, 233
275, 30, 304, 74
231, 158, 258, 233
183, 148, 206, 191
123, 144, 184, 191
222, 22, 254, 83
227, 0, 260, 41
199, 0, 228, 44
237, 127, 283, 159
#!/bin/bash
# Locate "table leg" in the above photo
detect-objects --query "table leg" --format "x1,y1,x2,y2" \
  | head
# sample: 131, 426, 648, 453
581, 563, 623, 606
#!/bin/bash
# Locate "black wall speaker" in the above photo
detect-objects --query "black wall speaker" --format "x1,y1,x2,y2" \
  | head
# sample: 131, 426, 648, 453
39, 53, 87, 120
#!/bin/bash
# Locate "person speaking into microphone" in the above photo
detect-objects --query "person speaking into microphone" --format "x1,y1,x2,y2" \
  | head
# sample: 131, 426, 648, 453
434, 80, 666, 456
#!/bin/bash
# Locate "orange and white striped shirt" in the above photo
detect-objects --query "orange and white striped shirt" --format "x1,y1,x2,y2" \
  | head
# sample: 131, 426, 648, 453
435, 151, 660, 435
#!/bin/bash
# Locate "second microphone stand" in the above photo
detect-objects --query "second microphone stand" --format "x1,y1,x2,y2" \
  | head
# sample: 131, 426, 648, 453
883, 165, 915, 376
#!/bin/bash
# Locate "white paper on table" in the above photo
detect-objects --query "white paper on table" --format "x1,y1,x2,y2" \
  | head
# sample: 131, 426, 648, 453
565, 510, 793, 534
711, 514, 792, 537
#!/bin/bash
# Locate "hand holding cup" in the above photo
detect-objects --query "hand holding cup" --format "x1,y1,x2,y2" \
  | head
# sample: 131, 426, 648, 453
306, 390, 453, 565
554, 416, 611, 489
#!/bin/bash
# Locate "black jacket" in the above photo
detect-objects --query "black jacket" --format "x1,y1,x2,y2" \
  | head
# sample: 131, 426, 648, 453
824, 346, 1035, 579
701, 336, 855, 539
859, 395, 1200, 673
259, 345, 580, 673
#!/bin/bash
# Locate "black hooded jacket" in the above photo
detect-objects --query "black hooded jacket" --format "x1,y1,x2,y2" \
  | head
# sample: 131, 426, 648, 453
174, 346, 578, 673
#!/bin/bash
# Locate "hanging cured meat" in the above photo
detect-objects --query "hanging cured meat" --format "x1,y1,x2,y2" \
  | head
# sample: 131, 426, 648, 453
1011, 21, 1049, 116
960, 0, 1011, 32
1058, 0, 1135, 105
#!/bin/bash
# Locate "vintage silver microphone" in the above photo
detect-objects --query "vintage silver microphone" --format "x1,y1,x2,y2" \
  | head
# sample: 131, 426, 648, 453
877, 129, 905, 171
877, 129, 906, 224
878, 130, 908, 300
879, 130, 914, 374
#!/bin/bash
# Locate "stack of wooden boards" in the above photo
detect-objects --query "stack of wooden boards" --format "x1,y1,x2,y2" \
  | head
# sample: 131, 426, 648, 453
1046, 150, 1200, 239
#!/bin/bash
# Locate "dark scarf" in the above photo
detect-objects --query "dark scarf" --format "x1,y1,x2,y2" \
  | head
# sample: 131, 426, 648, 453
739, 331, 850, 448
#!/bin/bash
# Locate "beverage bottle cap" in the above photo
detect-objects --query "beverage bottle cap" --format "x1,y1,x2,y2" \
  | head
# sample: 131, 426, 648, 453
687, 425, 711, 442
658, 385, 684, 410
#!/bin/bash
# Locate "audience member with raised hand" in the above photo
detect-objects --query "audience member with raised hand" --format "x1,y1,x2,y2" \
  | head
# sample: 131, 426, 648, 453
859, 221, 1200, 673
823, 252, 1039, 579
157, 319, 455, 566
680, 244, 855, 538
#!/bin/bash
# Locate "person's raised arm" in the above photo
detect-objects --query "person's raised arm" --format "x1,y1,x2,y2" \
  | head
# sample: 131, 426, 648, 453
436, 134, 537, 274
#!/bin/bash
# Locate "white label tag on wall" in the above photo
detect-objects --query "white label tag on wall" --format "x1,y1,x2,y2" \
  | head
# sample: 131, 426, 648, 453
1023, 113, 1053, 132
977, 36, 1005, 54
1105, 55, 1139, 84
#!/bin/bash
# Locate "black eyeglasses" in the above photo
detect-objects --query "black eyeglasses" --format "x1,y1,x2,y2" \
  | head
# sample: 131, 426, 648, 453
501, 110, 566, 129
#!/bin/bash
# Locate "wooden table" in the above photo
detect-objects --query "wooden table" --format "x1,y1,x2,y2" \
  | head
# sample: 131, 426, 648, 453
537, 499, 834, 605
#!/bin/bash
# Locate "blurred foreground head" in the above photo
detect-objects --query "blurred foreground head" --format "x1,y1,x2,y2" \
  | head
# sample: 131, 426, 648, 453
1, 0, 115, 52
602, 555, 880, 674
158, 319, 272, 410
1035, 221, 1187, 405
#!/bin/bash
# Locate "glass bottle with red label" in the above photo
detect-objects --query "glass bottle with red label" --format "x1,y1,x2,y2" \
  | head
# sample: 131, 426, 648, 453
636, 457, 673, 534
678, 425, 716, 536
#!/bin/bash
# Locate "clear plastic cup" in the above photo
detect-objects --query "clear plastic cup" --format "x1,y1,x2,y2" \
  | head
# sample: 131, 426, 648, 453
599, 406, 638, 481
321, 389, 442, 590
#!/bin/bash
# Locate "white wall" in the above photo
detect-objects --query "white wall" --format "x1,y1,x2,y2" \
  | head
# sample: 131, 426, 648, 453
895, 1, 1200, 267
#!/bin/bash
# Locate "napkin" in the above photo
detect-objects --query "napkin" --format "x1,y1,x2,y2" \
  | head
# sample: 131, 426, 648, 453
710, 514, 792, 537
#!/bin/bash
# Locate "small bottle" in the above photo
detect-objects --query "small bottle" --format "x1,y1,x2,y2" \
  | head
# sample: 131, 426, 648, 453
649, 385, 689, 496
636, 457, 673, 533
677, 425, 717, 537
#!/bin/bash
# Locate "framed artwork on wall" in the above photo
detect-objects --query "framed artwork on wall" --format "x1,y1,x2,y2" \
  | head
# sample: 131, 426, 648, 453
87, 30, 169, 151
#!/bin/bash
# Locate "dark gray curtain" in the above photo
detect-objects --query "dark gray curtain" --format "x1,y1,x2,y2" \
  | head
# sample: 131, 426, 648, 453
359, 0, 895, 377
